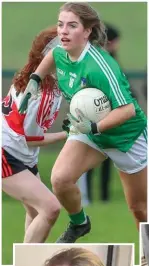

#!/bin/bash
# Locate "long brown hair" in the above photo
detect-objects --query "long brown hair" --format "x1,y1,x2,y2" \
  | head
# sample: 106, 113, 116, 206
13, 26, 57, 93
44, 247, 105, 266
59, 2, 107, 47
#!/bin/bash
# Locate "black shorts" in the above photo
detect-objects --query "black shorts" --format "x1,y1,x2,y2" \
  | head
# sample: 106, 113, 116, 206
2, 148, 38, 178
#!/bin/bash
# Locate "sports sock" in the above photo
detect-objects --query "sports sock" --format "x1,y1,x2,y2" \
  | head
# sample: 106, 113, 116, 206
69, 209, 87, 225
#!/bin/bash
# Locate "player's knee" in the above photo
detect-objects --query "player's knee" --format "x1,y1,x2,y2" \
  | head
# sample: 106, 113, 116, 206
26, 210, 37, 220
42, 199, 61, 222
129, 201, 147, 222
51, 170, 71, 194
48, 204, 61, 222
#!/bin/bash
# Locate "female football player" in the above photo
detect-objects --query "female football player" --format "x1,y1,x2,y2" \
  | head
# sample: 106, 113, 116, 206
19, 2, 147, 243
2, 26, 67, 243
44, 247, 105, 266
141, 224, 149, 265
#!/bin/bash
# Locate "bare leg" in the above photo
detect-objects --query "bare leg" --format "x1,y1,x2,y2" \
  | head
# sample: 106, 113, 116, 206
51, 140, 106, 214
2, 170, 61, 243
119, 166, 147, 230
24, 213, 56, 243
23, 173, 40, 232
23, 203, 38, 232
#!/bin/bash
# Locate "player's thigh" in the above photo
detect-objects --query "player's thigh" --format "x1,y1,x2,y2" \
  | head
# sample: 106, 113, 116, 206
2, 169, 59, 213
104, 130, 147, 174
104, 132, 147, 206
51, 138, 106, 183
23, 173, 41, 217
119, 166, 147, 207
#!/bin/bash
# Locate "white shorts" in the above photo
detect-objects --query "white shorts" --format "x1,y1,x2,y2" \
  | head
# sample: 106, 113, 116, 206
67, 130, 147, 174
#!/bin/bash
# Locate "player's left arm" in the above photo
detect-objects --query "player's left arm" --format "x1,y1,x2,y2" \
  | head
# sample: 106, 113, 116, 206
97, 103, 135, 133
97, 70, 136, 132
68, 103, 135, 135
68, 71, 136, 134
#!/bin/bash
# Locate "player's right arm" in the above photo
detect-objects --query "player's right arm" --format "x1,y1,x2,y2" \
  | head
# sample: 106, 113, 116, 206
27, 131, 67, 147
19, 49, 55, 113
35, 49, 56, 79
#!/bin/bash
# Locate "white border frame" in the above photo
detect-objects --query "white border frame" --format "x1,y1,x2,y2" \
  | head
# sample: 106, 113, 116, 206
13, 243, 135, 266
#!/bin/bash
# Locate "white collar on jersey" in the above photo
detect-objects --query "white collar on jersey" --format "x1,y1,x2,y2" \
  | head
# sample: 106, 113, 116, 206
67, 41, 91, 63
76, 41, 91, 63
42, 38, 91, 62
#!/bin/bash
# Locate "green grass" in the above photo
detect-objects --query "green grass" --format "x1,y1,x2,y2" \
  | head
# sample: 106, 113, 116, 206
2, 2, 147, 70
2, 150, 139, 265
2, 200, 138, 265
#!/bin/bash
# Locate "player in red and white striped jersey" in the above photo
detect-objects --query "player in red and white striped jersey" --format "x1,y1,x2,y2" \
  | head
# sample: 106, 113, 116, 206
2, 26, 67, 243
2, 83, 63, 168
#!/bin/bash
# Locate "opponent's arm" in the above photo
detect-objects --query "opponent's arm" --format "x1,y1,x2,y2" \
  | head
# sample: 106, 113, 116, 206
27, 131, 67, 147
26, 115, 78, 147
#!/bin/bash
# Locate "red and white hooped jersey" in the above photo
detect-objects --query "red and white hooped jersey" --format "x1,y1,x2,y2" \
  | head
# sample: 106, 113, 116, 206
2, 84, 62, 167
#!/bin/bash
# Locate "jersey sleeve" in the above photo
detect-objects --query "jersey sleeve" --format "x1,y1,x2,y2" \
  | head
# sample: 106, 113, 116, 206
52, 46, 59, 62
52, 45, 65, 66
23, 97, 45, 141
23, 90, 55, 141
89, 58, 134, 110
42, 89, 62, 131
2, 86, 26, 136
107, 70, 134, 109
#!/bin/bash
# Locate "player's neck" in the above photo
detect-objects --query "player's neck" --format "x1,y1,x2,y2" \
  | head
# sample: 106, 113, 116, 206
68, 41, 89, 62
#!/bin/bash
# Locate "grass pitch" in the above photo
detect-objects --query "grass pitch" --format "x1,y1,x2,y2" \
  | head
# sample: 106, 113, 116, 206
2, 150, 139, 264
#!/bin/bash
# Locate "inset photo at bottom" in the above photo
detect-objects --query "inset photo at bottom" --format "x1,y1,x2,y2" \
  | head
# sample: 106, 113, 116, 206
14, 244, 134, 266
140, 223, 149, 266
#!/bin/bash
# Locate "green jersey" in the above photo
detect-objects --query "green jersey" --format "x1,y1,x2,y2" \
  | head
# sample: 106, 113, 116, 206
53, 42, 147, 152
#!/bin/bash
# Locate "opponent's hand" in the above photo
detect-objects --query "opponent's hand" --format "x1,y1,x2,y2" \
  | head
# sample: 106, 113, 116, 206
19, 79, 39, 114
62, 118, 81, 136
67, 108, 99, 134
62, 118, 71, 134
